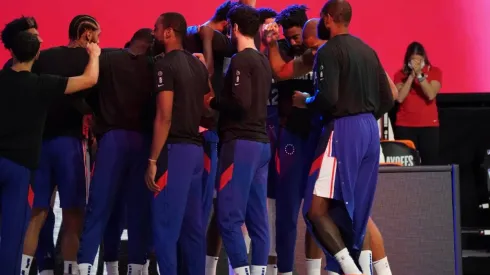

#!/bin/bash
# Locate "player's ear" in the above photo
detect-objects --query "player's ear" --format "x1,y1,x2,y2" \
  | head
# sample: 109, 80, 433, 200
233, 23, 238, 34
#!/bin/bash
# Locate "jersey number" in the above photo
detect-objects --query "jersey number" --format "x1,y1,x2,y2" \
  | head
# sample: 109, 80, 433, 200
268, 88, 279, 106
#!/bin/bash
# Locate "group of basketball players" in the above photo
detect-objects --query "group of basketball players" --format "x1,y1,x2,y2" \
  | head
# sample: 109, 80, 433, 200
0, 0, 398, 274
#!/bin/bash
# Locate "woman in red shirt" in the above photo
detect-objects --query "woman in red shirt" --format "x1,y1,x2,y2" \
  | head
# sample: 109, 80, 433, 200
394, 42, 442, 165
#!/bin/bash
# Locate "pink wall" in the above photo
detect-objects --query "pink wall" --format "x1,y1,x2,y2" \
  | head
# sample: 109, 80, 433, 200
1, 0, 489, 93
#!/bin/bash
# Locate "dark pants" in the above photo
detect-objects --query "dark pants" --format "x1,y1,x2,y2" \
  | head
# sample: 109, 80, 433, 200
395, 126, 440, 165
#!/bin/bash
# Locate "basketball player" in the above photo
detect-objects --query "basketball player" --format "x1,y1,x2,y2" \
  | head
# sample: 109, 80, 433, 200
0, 16, 100, 275
209, 5, 271, 275
97, 28, 154, 275
292, 1, 394, 274
77, 27, 156, 275
145, 12, 211, 275
267, 18, 396, 275
20, 15, 101, 275
262, 6, 325, 275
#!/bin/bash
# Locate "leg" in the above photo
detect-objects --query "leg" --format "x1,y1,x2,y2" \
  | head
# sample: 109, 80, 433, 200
266, 122, 279, 275
126, 136, 152, 274
153, 144, 201, 275
216, 140, 258, 273
274, 129, 309, 274
202, 131, 219, 226
36, 207, 56, 274
245, 142, 270, 275
0, 158, 31, 275
179, 152, 205, 275
78, 131, 128, 273
54, 137, 88, 274
103, 194, 125, 275
205, 205, 222, 275
417, 127, 440, 165
394, 126, 419, 149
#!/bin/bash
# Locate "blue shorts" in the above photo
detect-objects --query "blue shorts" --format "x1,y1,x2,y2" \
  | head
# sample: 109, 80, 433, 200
33, 136, 87, 209
202, 130, 218, 223
266, 116, 279, 199
303, 113, 380, 273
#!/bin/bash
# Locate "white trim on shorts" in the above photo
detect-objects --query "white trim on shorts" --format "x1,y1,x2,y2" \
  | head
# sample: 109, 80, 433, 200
313, 131, 337, 199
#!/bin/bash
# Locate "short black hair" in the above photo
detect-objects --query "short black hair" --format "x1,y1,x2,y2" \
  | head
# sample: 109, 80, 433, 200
320, 0, 352, 26
10, 31, 41, 62
130, 28, 153, 44
403, 41, 431, 74
68, 15, 99, 41
227, 4, 260, 38
276, 5, 308, 30
1, 16, 38, 50
124, 41, 130, 48
159, 13, 187, 41
257, 8, 277, 25
212, 1, 236, 22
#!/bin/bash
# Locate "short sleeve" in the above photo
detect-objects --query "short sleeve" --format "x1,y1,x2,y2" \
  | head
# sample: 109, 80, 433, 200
429, 67, 442, 85
38, 74, 68, 100
154, 59, 174, 93
394, 70, 405, 85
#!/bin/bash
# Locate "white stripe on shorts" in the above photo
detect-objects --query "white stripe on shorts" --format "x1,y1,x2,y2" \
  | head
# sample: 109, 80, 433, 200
313, 131, 337, 199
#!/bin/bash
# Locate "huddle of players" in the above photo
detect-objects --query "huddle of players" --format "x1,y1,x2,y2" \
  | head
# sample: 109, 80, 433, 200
0, 0, 396, 275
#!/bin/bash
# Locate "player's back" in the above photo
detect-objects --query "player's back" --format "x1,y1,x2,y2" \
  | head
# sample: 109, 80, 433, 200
158, 50, 209, 145
219, 49, 271, 143
319, 34, 385, 118
33, 46, 90, 139
90, 49, 154, 135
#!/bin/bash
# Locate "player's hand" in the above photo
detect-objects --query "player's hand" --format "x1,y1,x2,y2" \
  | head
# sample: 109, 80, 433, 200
86, 43, 101, 57
262, 22, 280, 45
292, 91, 309, 108
193, 53, 206, 65
145, 162, 160, 192
198, 25, 215, 40
239, 0, 256, 7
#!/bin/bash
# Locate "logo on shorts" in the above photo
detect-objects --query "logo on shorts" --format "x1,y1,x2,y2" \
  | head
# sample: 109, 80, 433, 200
157, 71, 163, 76
284, 144, 295, 155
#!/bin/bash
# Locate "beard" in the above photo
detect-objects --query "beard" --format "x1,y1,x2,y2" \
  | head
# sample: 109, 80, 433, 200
151, 40, 166, 56
291, 44, 308, 56
317, 21, 331, 40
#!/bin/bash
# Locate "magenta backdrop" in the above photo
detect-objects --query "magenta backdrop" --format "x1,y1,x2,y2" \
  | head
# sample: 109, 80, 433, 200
1, 0, 489, 93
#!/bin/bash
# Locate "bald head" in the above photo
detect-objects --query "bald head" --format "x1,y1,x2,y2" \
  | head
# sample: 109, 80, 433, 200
321, 0, 352, 26
302, 18, 326, 51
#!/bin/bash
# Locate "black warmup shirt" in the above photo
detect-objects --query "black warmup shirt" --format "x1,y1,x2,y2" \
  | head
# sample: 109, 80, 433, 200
309, 34, 393, 120
32, 47, 92, 139
185, 26, 231, 130
154, 50, 210, 145
211, 48, 271, 143
274, 40, 316, 138
0, 69, 67, 169
87, 49, 155, 137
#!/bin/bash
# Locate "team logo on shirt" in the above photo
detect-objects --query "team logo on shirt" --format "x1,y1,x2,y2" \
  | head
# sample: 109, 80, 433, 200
235, 70, 240, 86
157, 71, 163, 88
284, 144, 295, 155
319, 65, 324, 79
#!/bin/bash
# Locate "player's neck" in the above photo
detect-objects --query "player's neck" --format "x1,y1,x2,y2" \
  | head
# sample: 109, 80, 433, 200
164, 42, 183, 54
237, 36, 256, 52
203, 20, 220, 32
67, 39, 86, 48
330, 27, 349, 38
11, 60, 34, 72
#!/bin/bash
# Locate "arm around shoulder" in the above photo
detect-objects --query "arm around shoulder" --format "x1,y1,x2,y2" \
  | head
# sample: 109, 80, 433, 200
65, 43, 101, 94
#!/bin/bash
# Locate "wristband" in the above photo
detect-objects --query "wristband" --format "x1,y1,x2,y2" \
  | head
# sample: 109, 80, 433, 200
417, 74, 426, 83
148, 158, 157, 163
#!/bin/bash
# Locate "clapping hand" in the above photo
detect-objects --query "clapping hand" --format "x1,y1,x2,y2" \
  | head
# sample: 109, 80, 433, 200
262, 22, 280, 45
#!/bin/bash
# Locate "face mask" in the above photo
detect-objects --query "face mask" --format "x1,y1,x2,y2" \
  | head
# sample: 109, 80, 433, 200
317, 19, 331, 40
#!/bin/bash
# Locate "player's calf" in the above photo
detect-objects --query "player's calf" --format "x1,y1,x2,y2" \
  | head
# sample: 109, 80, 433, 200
61, 208, 85, 274
21, 208, 50, 274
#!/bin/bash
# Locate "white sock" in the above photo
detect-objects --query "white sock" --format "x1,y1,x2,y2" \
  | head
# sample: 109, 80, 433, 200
20, 254, 34, 274
105, 261, 119, 275
305, 258, 322, 275
205, 256, 219, 275
266, 264, 277, 275
64, 261, 80, 275
40, 270, 55, 275
127, 264, 144, 275
234, 266, 251, 275
244, 232, 251, 254
334, 248, 362, 274
373, 257, 392, 275
359, 250, 373, 275
142, 260, 150, 275
251, 265, 266, 275
78, 263, 93, 275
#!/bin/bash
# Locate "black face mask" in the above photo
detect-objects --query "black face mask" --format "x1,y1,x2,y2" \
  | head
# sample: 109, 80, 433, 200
317, 20, 331, 40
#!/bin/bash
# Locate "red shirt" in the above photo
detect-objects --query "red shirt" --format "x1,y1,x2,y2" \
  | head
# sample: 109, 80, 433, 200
394, 66, 442, 127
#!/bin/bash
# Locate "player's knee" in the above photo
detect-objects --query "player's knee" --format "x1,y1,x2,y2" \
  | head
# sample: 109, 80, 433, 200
362, 228, 372, 250
62, 208, 84, 233
29, 207, 50, 229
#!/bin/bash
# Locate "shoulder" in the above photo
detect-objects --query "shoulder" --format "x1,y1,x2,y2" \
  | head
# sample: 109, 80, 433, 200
429, 66, 442, 74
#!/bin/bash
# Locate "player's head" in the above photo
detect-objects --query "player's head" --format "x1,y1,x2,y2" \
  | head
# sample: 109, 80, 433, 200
1, 16, 42, 63
227, 4, 260, 43
154, 12, 187, 50
302, 18, 325, 54
128, 28, 153, 55
318, 0, 352, 40
211, 1, 236, 34
276, 5, 308, 52
403, 41, 431, 74
68, 15, 101, 44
